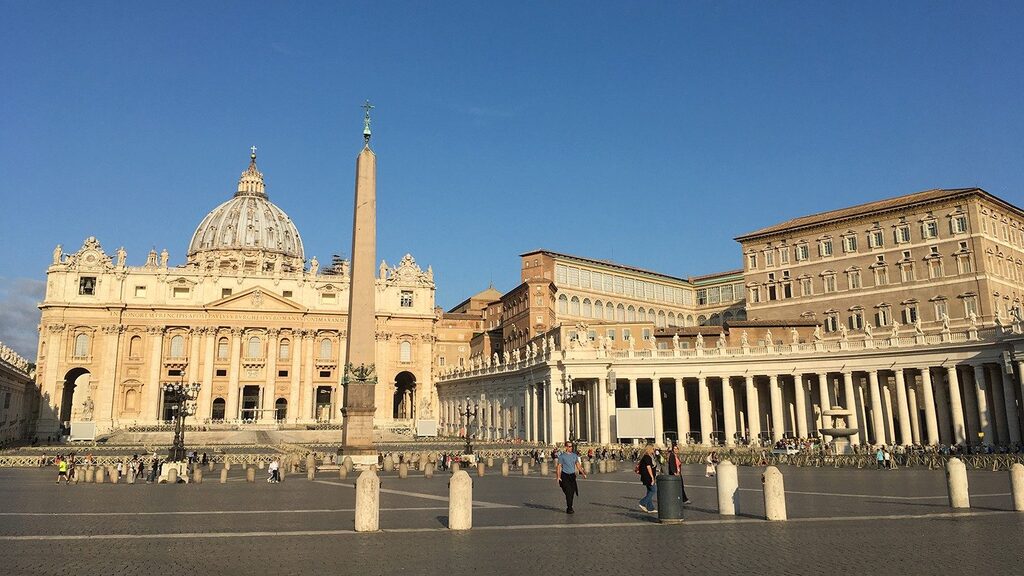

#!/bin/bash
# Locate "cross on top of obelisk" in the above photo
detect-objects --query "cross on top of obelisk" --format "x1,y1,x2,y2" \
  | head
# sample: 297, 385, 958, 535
362, 100, 374, 145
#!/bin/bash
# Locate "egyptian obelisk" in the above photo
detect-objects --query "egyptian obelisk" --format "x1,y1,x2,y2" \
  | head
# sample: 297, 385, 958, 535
340, 101, 378, 463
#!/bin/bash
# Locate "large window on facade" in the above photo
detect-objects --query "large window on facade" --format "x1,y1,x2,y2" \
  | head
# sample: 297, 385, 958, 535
217, 337, 229, 360
558, 295, 568, 314
582, 299, 592, 318
128, 335, 142, 358
247, 336, 261, 358
400, 340, 412, 363
570, 297, 580, 316
73, 333, 90, 357
169, 335, 185, 358
319, 338, 333, 359
279, 339, 290, 360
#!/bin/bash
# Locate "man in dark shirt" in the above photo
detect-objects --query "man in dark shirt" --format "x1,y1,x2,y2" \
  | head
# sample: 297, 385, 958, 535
638, 444, 657, 513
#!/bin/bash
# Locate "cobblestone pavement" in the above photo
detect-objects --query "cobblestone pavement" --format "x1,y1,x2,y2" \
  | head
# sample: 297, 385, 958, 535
0, 465, 1021, 575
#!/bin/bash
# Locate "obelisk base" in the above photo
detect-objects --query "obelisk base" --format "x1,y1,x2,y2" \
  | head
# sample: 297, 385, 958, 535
339, 405, 377, 468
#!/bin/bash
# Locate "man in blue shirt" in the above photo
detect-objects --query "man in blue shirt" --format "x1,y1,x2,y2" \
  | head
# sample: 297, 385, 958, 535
555, 441, 587, 514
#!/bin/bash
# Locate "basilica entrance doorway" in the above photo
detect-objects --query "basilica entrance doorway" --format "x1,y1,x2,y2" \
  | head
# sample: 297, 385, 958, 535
241, 385, 260, 420
59, 368, 90, 425
393, 371, 416, 420
315, 386, 333, 421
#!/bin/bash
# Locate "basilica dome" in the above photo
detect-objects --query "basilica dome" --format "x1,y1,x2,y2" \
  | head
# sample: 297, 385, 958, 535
187, 152, 305, 270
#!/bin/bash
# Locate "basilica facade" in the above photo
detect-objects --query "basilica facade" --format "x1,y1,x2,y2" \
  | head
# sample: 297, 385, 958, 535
35, 153, 438, 437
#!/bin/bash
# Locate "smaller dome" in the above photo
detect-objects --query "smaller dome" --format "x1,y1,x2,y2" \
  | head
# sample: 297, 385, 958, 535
187, 152, 304, 264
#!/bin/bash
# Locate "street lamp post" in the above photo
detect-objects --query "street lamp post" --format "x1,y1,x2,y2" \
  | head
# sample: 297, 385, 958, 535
458, 396, 479, 455
162, 380, 201, 462
555, 376, 586, 443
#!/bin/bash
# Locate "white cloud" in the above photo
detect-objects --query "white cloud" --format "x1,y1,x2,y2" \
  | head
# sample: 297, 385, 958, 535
0, 277, 44, 361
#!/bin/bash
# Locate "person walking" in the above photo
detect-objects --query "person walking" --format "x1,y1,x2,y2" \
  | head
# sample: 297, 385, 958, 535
666, 444, 691, 504
704, 451, 718, 477
875, 446, 885, 470
555, 441, 586, 514
268, 458, 280, 483
55, 456, 68, 485
638, 444, 657, 513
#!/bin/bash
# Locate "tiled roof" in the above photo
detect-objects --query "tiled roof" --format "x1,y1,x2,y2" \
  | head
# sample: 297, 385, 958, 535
735, 188, 982, 241
726, 319, 820, 327
520, 249, 736, 285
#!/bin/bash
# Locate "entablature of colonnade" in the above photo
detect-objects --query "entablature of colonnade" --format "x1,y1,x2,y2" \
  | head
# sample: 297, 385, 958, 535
436, 325, 1024, 387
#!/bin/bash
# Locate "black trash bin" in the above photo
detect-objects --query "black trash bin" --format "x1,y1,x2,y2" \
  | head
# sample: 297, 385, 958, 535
656, 474, 683, 523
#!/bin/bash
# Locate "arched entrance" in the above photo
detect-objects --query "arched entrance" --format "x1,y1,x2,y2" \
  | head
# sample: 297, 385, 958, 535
59, 368, 91, 425
275, 398, 287, 421
393, 371, 416, 420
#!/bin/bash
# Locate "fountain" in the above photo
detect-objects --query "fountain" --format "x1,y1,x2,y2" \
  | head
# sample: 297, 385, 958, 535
819, 409, 858, 454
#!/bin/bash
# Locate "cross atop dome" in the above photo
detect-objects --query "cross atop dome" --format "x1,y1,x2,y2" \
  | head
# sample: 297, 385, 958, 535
236, 148, 266, 198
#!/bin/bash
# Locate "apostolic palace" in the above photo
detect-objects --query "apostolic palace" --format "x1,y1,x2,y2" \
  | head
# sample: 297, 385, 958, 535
21, 141, 1024, 452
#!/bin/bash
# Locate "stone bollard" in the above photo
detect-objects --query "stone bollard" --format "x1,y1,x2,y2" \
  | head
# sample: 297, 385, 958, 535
762, 466, 787, 521
540, 461, 549, 476
487, 457, 494, 468
167, 467, 178, 484
354, 469, 381, 532
342, 456, 354, 473
448, 470, 473, 530
424, 463, 434, 478
258, 461, 265, 470
96, 467, 105, 484
522, 462, 530, 476
307, 466, 316, 481
598, 460, 607, 474
501, 460, 510, 477
85, 466, 95, 483
477, 462, 486, 477
516, 457, 523, 468
245, 467, 255, 483
193, 468, 203, 484
382, 455, 394, 472
584, 461, 592, 475
945, 457, 970, 509
306, 455, 316, 474
225, 460, 232, 471
1010, 463, 1024, 512
399, 462, 409, 479
220, 468, 228, 483
339, 466, 348, 480
452, 461, 460, 473
717, 460, 739, 515
279, 466, 286, 483
110, 467, 119, 484
208, 461, 215, 471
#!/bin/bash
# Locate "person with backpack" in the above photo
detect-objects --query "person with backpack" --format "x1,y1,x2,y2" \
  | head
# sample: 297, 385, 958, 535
637, 444, 658, 514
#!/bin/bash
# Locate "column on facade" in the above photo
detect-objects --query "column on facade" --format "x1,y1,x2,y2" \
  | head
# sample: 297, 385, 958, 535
529, 384, 538, 442
186, 329, 202, 385
793, 374, 808, 439
287, 331, 302, 424
999, 364, 1021, 445
591, 380, 601, 442
816, 373, 831, 441
301, 333, 315, 421
932, 368, 952, 444
597, 377, 609, 445
98, 326, 121, 426
199, 328, 216, 420
523, 387, 532, 442
972, 364, 994, 445
987, 365, 1008, 445
548, 379, 564, 444
744, 375, 760, 443
882, 379, 897, 445
961, 366, 981, 444
672, 378, 687, 444
866, 371, 885, 445
722, 376, 736, 446
697, 375, 712, 445
856, 377, 870, 444
144, 327, 165, 421
768, 374, 784, 442
226, 329, 242, 420
893, 369, 912, 446
261, 330, 278, 421
946, 365, 967, 446
841, 372, 860, 445
628, 378, 638, 408
652, 378, 664, 445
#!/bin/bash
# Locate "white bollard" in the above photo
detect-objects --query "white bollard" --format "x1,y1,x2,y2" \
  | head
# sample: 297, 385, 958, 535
716, 460, 738, 515
449, 470, 473, 530
945, 457, 970, 509
522, 462, 530, 476
382, 455, 394, 472
762, 466, 787, 521
598, 460, 607, 474
354, 469, 381, 532
501, 460, 510, 477
339, 466, 348, 480
540, 461, 549, 476
193, 468, 203, 484
1010, 463, 1024, 512
424, 463, 434, 478
477, 462, 485, 477
247, 467, 257, 483
220, 468, 228, 483
167, 467, 178, 484
487, 457, 494, 468
342, 456, 354, 473
399, 462, 409, 478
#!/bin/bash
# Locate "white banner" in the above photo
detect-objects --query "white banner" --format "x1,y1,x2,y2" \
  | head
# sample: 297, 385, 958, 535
614, 408, 655, 439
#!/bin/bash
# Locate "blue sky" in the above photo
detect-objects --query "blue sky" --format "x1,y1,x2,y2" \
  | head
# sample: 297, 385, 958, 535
2, 2, 1023, 359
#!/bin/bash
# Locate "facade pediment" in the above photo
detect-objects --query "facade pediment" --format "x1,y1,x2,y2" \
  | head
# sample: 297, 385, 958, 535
206, 287, 305, 312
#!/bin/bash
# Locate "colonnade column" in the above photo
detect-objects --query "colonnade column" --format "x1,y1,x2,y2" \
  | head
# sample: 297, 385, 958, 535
697, 376, 712, 445
867, 371, 885, 445
598, 378, 610, 445
793, 374, 808, 439
972, 364, 994, 445
947, 366, 967, 446
1000, 365, 1021, 445
894, 369, 911, 446
768, 374, 784, 442
744, 375, 760, 443
674, 378, 688, 444
525, 387, 534, 442
652, 378, 664, 445
816, 373, 831, 441
628, 378, 638, 408
841, 372, 860, 445
722, 377, 736, 446
906, 377, 921, 445
987, 365, 1008, 445
919, 368, 939, 445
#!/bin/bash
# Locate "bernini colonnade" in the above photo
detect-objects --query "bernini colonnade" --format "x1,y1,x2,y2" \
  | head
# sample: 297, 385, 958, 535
437, 324, 1024, 448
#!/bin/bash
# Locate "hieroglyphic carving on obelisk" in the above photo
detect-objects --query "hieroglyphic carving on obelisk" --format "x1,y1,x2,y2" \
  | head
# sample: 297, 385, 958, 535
340, 101, 378, 462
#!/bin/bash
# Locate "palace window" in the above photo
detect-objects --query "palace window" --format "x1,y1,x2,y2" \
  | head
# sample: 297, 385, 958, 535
557, 294, 568, 314
282, 290, 293, 298
799, 277, 813, 297
642, 328, 652, 340
795, 244, 809, 261
822, 273, 837, 293
895, 225, 911, 244
849, 309, 864, 330
613, 276, 624, 294
399, 290, 413, 308
697, 289, 708, 306
222, 288, 232, 298
172, 286, 190, 299
555, 264, 567, 284
749, 286, 761, 303
847, 269, 862, 290
747, 253, 758, 269
73, 333, 90, 358
79, 277, 96, 296
900, 263, 915, 283
764, 250, 775, 267
873, 266, 889, 286
567, 267, 579, 286
963, 295, 979, 317
824, 313, 839, 333
928, 258, 943, 279
902, 303, 919, 324
582, 299, 592, 318
626, 305, 636, 322
934, 299, 948, 320
580, 270, 590, 289
869, 229, 884, 248
623, 329, 632, 341
952, 214, 968, 234
616, 304, 625, 322
570, 297, 580, 316
956, 254, 973, 274
779, 247, 790, 264
819, 239, 834, 257
843, 235, 858, 253
875, 306, 891, 327
170, 335, 185, 358
922, 220, 939, 239
606, 329, 615, 341
134, 286, 146, 298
